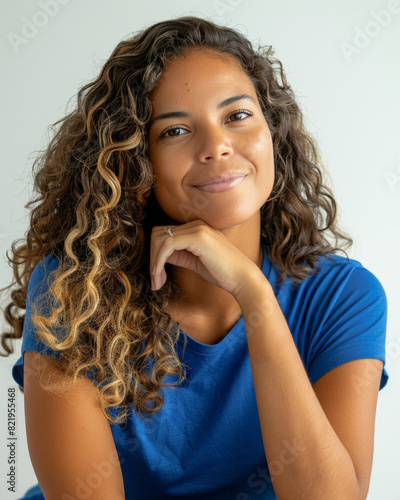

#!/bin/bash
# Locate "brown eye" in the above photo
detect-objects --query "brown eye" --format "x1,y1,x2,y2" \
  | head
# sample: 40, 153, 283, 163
160, 126, 188, 138
228, 110, 253, 122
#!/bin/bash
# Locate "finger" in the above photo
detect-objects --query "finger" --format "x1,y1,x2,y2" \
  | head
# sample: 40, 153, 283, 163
149, 222, 203, 279
152, 266, 167, 290
150, 226, 181, 290
151, 234, 189, 278
149, 221, 216, 290
149, 226, 176, 285
151, 234, 203, 288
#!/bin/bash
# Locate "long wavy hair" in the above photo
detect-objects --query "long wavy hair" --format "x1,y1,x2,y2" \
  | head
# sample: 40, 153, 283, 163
0, 15, 352, 425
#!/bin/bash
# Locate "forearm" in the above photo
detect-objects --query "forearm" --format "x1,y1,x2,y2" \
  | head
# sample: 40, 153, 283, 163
235, 274, 364, 500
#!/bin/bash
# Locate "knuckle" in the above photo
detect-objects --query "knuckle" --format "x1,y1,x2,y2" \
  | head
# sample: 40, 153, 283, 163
198, 225, 211, 241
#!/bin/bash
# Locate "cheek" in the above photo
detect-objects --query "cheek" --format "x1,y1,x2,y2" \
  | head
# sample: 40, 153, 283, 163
257, 128, 273, 154
153, 173, 172, 201
242, 125, 273, 157
152, 167, 182, 212
152, 149, 188, 196
153, 160, 179, 187
245, 129, 275, 194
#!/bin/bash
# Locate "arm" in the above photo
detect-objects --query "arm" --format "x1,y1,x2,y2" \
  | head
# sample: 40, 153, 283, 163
234, 274, 382, 500
149, 220, 384, 500
24, 350, 125, 500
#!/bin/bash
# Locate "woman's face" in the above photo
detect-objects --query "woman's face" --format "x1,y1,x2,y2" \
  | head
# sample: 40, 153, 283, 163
147, 48, 274, 230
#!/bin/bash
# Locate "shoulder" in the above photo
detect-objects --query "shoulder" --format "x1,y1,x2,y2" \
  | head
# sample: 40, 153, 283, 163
313, 252, 369, 277
293, 252, 387, 324
271, 251, 385, 299
266, 249, 387, 313
312, 253, 386, 303
272, 251, 387, 350
302, 254, 388, 389
27, 253, 61, 300
30, 252, 60, 280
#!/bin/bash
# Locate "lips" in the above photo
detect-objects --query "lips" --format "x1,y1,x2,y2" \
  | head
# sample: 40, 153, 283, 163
193, 173, 247, 193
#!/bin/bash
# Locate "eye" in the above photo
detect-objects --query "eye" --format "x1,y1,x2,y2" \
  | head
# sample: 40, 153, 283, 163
159, 126, 188, 138
159, 109, 254, 138
228, 109, 254, 122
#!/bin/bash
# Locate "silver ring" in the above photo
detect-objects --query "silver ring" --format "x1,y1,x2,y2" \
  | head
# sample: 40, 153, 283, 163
164, 227, 175, 237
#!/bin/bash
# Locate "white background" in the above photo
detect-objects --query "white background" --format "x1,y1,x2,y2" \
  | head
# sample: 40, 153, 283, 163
1, 0, 399, 498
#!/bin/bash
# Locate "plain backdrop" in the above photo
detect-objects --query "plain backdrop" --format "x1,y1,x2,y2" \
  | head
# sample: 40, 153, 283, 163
1, 1, 399, 499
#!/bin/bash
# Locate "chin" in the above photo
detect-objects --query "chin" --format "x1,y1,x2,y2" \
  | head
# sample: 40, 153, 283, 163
161, 194, 266, 228
198, 209, 259, 230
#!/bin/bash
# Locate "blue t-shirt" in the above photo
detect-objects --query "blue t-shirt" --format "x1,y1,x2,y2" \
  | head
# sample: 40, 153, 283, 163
12, 247, 389, 500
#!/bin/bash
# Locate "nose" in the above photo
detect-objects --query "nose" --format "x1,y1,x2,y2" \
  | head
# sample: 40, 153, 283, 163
197, 124, 233, 163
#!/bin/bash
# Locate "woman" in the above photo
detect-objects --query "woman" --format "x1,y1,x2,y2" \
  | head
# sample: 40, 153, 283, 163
1, 15, 388, 500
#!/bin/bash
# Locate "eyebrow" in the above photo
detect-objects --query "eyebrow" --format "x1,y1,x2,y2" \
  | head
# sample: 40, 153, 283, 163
148, 94, 257, 129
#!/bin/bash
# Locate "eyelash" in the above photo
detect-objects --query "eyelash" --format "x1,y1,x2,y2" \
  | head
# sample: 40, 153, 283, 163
159, 109, 254, 138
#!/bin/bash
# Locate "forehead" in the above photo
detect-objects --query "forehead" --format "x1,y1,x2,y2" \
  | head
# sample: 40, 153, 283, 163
151, 49, 254, 98
164, 48, 244, 72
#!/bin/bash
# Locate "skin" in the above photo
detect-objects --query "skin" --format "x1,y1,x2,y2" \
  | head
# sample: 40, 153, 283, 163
147, 48, 382, 498
147, 48, 274, 343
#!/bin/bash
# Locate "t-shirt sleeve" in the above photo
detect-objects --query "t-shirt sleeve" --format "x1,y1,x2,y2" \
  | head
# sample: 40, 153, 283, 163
308, 263, 389, 390
12, 253, 61, 390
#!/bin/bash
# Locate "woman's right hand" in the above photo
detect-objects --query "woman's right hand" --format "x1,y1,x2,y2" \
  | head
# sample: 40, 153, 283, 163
149, 219, 265, 299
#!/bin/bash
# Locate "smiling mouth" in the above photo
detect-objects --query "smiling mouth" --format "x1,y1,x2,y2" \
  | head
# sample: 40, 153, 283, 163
194, 174, 247, 193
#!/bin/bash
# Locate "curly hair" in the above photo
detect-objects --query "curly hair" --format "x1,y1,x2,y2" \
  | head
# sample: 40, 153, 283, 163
0, 15, 352, 425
